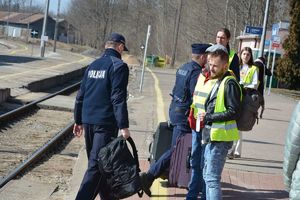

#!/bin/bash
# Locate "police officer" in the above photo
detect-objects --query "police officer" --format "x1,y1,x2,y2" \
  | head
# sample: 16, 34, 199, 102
73, 32, 130, 200
140, 43, 211, 197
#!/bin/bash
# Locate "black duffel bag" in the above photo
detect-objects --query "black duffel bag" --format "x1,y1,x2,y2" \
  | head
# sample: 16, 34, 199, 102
98, 136, 143, 199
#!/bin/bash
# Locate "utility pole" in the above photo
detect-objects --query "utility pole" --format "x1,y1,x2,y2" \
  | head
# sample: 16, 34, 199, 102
27, 0, 32, 43
6, 0, 11, 39
139, 25, 151, 93
53, 0, 61, 52
225, 0, 229, 26
259, 0, 270, 58
40, 0, 50, 57
170, 0, 182, 67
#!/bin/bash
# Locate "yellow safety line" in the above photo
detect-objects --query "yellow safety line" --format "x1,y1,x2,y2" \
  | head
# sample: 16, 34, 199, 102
146, 67, 168, 199
0, 54, 91, 79
9, 43, 29, 55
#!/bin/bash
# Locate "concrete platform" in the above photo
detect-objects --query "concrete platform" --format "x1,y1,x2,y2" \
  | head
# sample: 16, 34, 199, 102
0, 88, 10, 104
15, 92, 75, 112
65, 67, 291, 199
0, 178, 57, 200
0, 39, 93, 99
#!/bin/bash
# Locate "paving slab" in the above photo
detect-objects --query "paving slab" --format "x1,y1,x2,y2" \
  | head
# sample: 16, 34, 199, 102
0, 178, 57, 200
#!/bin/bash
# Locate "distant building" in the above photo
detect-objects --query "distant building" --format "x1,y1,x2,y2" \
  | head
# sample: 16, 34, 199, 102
0, 11, 75, 43
236, 21, 290, 57
0, 11, 55, 39
56, 18, 75, 43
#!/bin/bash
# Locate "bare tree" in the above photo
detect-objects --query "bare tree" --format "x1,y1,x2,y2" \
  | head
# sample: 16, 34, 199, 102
65, 0, 288, 63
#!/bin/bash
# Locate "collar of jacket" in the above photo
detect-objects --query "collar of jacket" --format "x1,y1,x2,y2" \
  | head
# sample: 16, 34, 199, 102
219, 71, 232, 81
191, 60, 202, 69
103, 48, 122, 59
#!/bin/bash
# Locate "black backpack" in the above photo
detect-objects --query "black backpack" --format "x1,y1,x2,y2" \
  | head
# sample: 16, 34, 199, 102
98, 136, 143, 199
237, 91, 260, 131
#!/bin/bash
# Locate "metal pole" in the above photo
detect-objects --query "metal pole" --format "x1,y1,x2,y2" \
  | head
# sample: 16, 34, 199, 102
26, 0, 32, 43
268, 47, 276, 95
40, 0, 50, 57
264, 41, 272, 93
53, 0, 61, 52
170, 0, 182, 67
27, 0, 32, 30
139, 25, 151, 93
258, 0, 270, 58
6, 0, 11, 39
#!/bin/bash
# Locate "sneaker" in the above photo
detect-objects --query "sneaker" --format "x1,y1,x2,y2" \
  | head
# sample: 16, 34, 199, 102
140, 172, 153, 197
227, 152, 234, 159
234, 154, 241, 158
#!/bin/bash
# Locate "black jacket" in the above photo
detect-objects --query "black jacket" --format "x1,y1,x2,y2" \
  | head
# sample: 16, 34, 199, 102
227, 46, 240, 82
255, 61, 272, 95
202, 72, 242, 142
169, 60, 202, 125
74, 48, 129, 129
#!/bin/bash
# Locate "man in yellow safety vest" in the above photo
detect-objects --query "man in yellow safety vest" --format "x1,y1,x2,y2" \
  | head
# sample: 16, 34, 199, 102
199, 44, 242, 200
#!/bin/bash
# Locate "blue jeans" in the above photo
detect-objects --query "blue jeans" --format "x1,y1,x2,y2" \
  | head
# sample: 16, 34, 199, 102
203, 141, 233, 200
186, 130, 206, 200
148, 124, 189, 178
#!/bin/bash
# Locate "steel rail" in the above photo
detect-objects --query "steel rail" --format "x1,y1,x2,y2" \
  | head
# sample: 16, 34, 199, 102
0, 81, 80, 124
0, 121, 74, 188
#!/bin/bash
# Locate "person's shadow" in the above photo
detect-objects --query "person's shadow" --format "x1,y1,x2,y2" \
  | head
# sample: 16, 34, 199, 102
0, 55, 41, 66
222, 182, 289, 199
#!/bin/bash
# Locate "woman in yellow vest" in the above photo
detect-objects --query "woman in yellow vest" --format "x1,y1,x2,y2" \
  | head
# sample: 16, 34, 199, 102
228, 46, 259, 159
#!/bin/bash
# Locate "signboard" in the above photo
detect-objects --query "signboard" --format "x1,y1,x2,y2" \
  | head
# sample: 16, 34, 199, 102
245, 25, 263, 35
264, 40, 270, 47
272, 43, 280, 48
41, 35, 48, 42
31, 29, 39, 38
272, 23, 279, 36
272, 35, 280, 43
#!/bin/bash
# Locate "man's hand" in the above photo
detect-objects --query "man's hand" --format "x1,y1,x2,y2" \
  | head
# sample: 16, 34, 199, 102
120, 128, 130, 139
73, 123, 83, 137
200, 112, 206, 122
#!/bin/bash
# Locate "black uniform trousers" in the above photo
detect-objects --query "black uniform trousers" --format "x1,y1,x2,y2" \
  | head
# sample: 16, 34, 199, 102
75, 124, 118, 200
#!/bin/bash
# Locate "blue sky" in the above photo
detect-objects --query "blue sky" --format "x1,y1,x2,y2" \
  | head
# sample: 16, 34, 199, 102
32, 0, 71, 14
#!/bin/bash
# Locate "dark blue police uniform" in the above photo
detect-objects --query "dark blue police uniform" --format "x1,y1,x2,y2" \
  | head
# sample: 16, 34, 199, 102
146, 44, 211, 181
74, 46, 129, 200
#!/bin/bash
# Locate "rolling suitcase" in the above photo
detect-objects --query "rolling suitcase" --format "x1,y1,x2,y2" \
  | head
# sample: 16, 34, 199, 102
168, 133, 192, 188
148, 121, 173, 165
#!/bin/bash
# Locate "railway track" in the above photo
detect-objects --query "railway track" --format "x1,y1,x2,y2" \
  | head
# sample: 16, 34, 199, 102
0, 82, 83, 198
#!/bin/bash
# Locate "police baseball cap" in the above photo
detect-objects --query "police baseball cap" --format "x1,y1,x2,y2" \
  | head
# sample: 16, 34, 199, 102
107, 32, 129, 51
191, 43, 211, 54
205, 44, 228, 54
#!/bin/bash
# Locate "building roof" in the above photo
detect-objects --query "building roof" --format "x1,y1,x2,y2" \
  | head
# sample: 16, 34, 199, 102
0, 11, 52, 24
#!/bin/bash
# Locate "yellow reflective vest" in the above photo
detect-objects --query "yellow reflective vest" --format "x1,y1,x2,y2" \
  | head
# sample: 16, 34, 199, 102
242, 65, 259, 85
192, 74, 217, 118
228, 50, 237, 78
210, 76, 241, 142
228, 50, 235, 66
